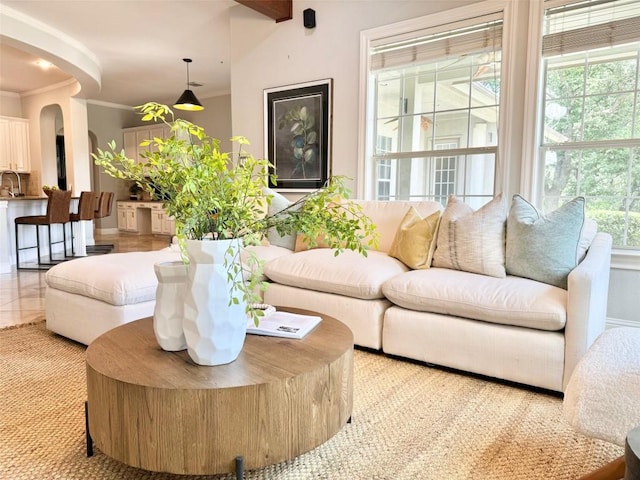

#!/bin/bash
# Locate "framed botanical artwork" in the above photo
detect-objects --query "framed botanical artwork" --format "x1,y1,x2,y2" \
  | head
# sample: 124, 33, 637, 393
264, 79, 332, 190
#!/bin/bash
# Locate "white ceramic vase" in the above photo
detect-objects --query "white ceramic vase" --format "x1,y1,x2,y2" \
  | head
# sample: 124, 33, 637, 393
182, 238, 247, 366
153, 261, 188, 351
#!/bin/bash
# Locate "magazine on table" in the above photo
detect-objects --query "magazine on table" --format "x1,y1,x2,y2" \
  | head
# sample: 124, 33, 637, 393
246, 311, 322, 339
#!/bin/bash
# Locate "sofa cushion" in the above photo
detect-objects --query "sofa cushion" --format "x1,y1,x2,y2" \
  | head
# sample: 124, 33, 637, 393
382, 268, 567, 331
432, 195, 507, 278
294, 233, 331, 252
388, 207, 440, 270
506, 195, 585, 289
241, 244, 295, 281
263, 249, 408, 300
45, 250, 182, 306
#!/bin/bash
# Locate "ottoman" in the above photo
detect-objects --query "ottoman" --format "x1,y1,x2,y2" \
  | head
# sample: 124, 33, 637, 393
45, 249, 181, 345
563, 327, 640, 479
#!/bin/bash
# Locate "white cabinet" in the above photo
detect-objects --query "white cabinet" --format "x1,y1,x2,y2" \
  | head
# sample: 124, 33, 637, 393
0, 116, 31, 172
150, 203, 175, 235
117, 202, 138, 232
162, 215, 176, 236
118, 201, 174, 235
123, 125, 170, 164
117, 205, 127, 230
150, 204, 163, 234
126, 207, 138, 231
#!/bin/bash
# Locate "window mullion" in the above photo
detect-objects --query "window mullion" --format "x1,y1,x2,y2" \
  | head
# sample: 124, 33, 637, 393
373, 146, 498, 160
542, 138, 640, 149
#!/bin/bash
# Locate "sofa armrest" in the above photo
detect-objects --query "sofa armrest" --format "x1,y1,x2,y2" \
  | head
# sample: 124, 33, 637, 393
563, 232, 613, 390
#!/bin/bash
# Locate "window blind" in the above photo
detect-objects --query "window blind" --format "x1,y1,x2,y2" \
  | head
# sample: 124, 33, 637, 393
370, 14, 502, 72
543, 0, 640, 56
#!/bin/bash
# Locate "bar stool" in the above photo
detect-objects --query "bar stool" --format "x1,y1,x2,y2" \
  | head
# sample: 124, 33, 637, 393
15, 189, 72, 269
86, 192, 115, 254
68, 191, 95, 256
94, 191, 114, 220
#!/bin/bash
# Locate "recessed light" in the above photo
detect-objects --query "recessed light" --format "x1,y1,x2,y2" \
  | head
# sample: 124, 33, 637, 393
35, 60, 53, 70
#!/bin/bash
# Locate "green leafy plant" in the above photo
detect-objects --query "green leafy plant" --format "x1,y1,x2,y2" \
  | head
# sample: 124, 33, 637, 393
93, 102, 378, 322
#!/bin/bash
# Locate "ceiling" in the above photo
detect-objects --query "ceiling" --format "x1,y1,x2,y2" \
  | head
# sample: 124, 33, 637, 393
0, 0, 245, 108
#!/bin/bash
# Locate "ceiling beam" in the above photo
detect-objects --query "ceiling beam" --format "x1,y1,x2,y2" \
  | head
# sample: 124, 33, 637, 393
235, 0, 292, 23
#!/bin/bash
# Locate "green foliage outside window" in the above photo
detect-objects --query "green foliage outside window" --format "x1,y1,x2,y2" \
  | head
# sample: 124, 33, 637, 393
543, 47, 640, 248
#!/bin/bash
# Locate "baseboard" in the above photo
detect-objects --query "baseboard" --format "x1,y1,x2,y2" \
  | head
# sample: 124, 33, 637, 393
95, 228, 119, 235
606, 317, 640, 329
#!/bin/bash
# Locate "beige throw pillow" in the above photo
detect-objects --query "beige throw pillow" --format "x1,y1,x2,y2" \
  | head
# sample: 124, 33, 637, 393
388, 207, 441, 270
294, 234, 332, 252
432, 194, 507, 278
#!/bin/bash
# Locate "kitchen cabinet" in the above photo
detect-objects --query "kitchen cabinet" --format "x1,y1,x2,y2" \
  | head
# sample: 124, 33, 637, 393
150, 203, 175, 235
0, 116, 31, 172
118, 201, 174, 235
123, 125, 170, 164
162, 215, 176, 236
117, 202, 138, 232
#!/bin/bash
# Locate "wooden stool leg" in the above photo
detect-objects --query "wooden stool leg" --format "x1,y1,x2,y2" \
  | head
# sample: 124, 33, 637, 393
579, 455, 625, 480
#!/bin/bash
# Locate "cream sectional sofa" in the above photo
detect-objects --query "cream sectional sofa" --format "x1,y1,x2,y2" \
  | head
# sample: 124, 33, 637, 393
262, 199, 612, 393
45, 198, 612, 393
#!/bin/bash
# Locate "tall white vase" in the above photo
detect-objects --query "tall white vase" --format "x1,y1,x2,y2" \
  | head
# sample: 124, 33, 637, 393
153, 261, 188, 351
183, 238, 247, 366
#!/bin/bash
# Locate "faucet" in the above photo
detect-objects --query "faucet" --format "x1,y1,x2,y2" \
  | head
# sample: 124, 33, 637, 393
0, 170, 21, 197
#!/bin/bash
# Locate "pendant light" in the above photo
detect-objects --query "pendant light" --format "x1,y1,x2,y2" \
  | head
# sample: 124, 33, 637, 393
174, 58, 204, 111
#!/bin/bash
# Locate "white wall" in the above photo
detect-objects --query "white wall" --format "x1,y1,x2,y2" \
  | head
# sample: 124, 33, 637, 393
20, 80, 92, 196
229, 0, 485, 194
177, 94, 233, 154
0, 93, 23, 117
87, 102, 140, 231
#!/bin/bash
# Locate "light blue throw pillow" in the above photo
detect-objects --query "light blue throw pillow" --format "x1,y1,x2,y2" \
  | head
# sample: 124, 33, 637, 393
506, 195, 585, 289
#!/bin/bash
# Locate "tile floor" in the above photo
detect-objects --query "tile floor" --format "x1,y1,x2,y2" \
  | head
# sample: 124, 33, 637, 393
0, 233, 173, 329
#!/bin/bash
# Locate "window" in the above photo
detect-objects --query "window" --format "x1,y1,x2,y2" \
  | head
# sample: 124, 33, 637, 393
376, 135, 393, 200
363, 10, 504, 208
434, 142, 458, 205
539, 0, 640, 248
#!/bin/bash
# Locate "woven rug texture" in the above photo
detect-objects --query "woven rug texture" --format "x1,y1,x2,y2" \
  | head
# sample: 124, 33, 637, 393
0, 322, 621, 479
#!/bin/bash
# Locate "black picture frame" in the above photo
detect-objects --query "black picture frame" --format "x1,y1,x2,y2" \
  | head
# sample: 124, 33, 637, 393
264, 79, 332, 191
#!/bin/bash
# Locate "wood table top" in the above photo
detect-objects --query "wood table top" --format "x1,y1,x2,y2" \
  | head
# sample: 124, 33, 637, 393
86, 307, 354, 390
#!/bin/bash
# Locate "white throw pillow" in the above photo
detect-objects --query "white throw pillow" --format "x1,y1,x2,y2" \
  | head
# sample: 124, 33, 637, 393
263, 188, 297, 250
432, 194, 507, 278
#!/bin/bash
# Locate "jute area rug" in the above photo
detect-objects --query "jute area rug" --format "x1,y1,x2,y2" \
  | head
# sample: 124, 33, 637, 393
1, 322, 621, 480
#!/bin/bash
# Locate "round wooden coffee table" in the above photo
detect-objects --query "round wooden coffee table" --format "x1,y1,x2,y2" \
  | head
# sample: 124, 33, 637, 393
85, 308, 353, 475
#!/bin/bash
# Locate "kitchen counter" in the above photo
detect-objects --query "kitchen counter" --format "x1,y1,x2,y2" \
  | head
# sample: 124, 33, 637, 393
0, 195, 49, 200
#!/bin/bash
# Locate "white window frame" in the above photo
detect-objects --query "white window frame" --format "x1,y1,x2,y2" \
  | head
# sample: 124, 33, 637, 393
522, 0, 640, 266
357, 0, 518, 201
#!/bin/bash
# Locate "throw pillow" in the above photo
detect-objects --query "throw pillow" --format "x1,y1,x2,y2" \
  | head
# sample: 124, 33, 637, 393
388, 207, 441, 270
294, 233, 331, 252
263, 188, 297, 250
505, 195, 585, 289
578, 218, 598, 262
432, 194, 507, 278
